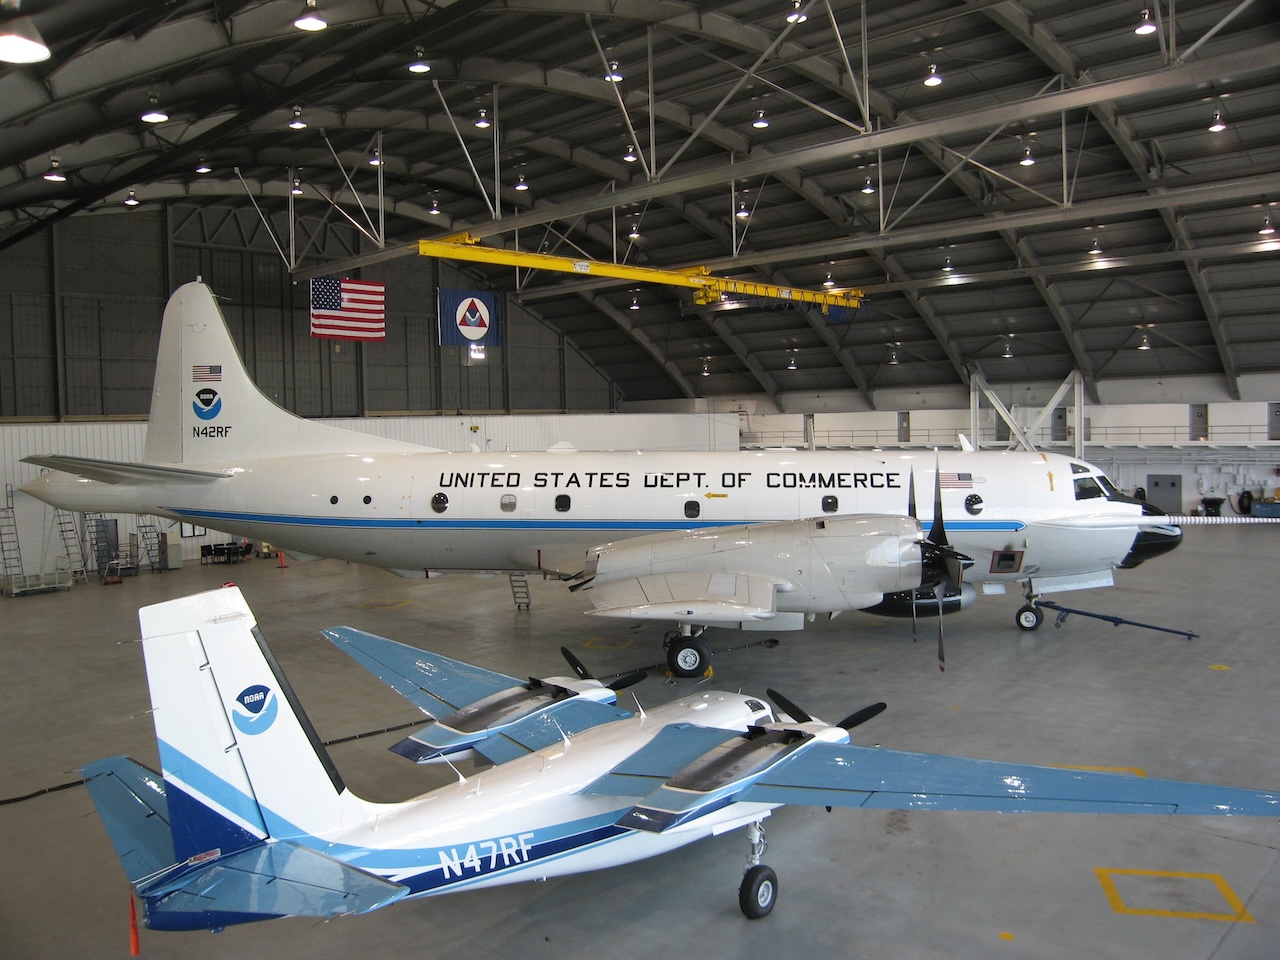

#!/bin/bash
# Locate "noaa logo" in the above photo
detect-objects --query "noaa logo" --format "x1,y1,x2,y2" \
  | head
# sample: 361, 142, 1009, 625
453, 297, 491, 342
193, 387, 222, 421
231, 684, 278, 736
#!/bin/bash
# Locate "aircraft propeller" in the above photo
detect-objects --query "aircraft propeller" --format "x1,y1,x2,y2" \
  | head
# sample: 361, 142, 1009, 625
766, 688, 887, 731
560, 646, 647, 692
908, 460, 975, 671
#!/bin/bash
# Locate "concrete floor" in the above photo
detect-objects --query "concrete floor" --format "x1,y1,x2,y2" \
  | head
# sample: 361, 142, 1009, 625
2, 525, 1278, 959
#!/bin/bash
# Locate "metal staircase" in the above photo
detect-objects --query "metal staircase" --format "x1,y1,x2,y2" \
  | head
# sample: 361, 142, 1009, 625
137, 523, 163, 572
56, 509, 89, 583
1, 484, 72, 596
508, 572, 531, 611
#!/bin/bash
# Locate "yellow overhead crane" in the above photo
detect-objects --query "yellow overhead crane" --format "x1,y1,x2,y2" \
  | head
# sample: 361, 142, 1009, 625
419, 234, 862, 312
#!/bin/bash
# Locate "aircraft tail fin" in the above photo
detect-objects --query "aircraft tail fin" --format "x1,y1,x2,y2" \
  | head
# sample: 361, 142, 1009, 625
144, 281, 428, 465
81, 587, 409, 930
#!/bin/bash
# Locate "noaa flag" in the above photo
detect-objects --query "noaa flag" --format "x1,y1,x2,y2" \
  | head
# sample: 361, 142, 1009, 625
439, 289, 500, 346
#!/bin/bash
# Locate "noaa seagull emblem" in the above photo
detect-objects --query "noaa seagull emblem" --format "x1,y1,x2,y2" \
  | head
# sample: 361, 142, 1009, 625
454, 297, 491, 342
193, 387, 222, 420
231, 684, 278, 735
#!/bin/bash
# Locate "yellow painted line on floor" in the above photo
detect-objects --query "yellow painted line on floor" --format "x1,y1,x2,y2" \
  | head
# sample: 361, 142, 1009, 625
582, 635, 636, 651
997, 931, 1015, 941
1095, 868, 1255, 922
1209, 664, 1231, 671
1050, 764, 1148, 777
356, 598, 414, 610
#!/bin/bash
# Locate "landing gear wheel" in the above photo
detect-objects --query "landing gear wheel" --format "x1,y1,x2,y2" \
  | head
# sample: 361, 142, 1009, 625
1016, 604, 1043, 631
739, 864, 778, 919
666, 636, 711, 678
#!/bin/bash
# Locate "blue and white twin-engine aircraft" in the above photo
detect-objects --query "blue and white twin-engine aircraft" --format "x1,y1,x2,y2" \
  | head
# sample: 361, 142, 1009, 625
23, 282, 1184, 674
83, 586, 1280, 930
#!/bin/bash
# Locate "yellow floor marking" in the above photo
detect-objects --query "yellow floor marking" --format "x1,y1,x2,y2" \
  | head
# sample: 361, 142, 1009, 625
1050, 764, 1148, 777
1209, 664, 1231, 671
582, 635, 636, 651
1095, 868, 1255, 922
997, 931, 1015, 941
355, 598, 414, 610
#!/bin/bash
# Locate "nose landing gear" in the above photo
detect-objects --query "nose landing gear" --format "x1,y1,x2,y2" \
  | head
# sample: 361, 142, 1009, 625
738, 820, 777, 919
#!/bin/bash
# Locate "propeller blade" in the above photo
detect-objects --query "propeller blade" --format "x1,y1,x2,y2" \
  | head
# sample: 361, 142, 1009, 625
837, 701, 887, 730
606, 670, 647, 692
933, 582, 947, 672
560, 646, 592, 681
765, 688, 813, 724
929, 454, 948, 546
907, 470, 918, 520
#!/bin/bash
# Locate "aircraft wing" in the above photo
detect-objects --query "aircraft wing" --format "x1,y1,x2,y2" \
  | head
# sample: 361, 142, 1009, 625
738, 742, 1280, 815
582, 572, 780, 624
582, 723, 747, 796
324, 626, 525, 716
471, 698, 637, 765
22, 454, 229, 485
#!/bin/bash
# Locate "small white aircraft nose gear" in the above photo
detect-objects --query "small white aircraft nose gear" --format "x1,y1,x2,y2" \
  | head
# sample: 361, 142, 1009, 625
739, 820, 777, 918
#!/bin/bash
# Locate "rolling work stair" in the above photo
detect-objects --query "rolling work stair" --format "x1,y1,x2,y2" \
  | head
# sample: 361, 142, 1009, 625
1, 483, 72, 596
509, 573, 531, 611
56, 509, 89, 584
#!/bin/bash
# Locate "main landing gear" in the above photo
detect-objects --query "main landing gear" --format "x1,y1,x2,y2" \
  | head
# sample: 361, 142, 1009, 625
738, 820, 777, 919
664, 626, 712, 678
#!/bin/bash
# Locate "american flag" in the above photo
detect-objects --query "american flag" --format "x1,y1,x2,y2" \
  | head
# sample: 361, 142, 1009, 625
309, 278, 386, 340
191, 365, 222, 382
938, 472, 974, 489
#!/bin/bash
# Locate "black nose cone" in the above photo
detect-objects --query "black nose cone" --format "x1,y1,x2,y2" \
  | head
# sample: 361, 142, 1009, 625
1119, 523, 1183, 568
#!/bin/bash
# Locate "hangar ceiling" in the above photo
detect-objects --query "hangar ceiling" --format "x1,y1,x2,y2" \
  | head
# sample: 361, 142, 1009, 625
1, 0, 1278, 408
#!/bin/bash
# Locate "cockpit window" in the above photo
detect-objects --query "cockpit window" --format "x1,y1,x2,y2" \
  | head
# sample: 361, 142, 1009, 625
1097, 474, 1119, 497
1073, 476, 1104, 500
1070, 462, 1091, 475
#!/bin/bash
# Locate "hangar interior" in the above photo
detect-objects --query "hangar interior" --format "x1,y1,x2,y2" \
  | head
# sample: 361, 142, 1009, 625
1, 1, 1279, 957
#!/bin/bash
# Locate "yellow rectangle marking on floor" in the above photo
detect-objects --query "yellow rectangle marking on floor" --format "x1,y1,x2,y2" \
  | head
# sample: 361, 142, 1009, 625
1095, 868, 1255, 922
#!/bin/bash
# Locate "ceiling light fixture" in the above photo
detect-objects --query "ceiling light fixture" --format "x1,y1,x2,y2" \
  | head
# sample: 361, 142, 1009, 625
1138, 332, 1152, 350
474, 108, 491, 129
702, 361, 710, 377
140, 94, 168, 124
1259, 213, 1275, 236
195, 156, 212, 174
0, 7, 50, 63
1135, 8, 1157, 36
735, 200, 750, 219
786, 1, 807, 24
1089, 235, 1103, 255
629, 297, 639, 311
923, 63, 943, 87
628, 222, 641, 240
943, 257, 954, 272
123, 189, 139, 207
823, 272, 835, 288
288, 105, 307, 130
291, 178, 303, 196
604, 60, 622, 82
623, 144, 637, 163
1019, 143, 1035, 166
293, 0, 327, 31
1001, 339, 1013, 358
787, 355, 798, 370
752, 109, 769, 129
428, 195, 441, 215
1208, 110, 1226, 133
861, 177, 875, 195
368, 148, 382, 166
42, 156, 65, 182
888, 347, 899, 365
408, 47, 431, 73
514, 173, 528, 191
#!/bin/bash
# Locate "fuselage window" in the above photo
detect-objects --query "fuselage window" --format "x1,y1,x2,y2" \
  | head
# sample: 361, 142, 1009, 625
1070, 462, 1091, 475
500, 494, 517, 512
329, 495, 339, 504
821, 495, 838, 513
1073, 477, 1104, 500
555, 494, 571, 512
685, 500, 700, 519
431, 492, 449, 513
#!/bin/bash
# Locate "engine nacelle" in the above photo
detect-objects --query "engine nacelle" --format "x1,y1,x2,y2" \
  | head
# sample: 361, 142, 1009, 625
861, 581, 978, 618
584, 515, 925, 614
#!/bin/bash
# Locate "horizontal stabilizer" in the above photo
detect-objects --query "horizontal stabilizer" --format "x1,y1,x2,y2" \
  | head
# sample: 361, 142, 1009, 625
81, 757, 174, 886
144, 840, 409, 931
740, 743, 1280, 815
583, 573, 779, 624
22, 454, 228, 485
324, 626, 519, 716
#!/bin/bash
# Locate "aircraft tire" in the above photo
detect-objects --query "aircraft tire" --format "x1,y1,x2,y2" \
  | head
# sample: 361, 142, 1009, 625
1016, 604, 1043, 631
666, 636, 711, 677
739, 865, 778, 919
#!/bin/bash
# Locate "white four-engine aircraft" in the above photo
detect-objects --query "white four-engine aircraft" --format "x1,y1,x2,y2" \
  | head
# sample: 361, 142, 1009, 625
23, 282, 1184, 675
83, 586, 1280, 931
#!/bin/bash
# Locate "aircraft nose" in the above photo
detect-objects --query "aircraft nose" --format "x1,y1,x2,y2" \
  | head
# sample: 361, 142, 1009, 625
1119, 508, 1183, 568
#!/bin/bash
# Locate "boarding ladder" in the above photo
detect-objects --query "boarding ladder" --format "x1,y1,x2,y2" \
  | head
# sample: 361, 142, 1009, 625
137, 523, 163, 572
85, 512, 110, 577
509, 572, 531, 611
56, 509, 89, 583
0, 485, 23, 593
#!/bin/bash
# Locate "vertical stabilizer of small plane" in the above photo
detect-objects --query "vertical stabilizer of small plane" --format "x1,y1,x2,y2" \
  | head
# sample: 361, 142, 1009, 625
138, 586, 381, 842
143, 281, 427, 466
